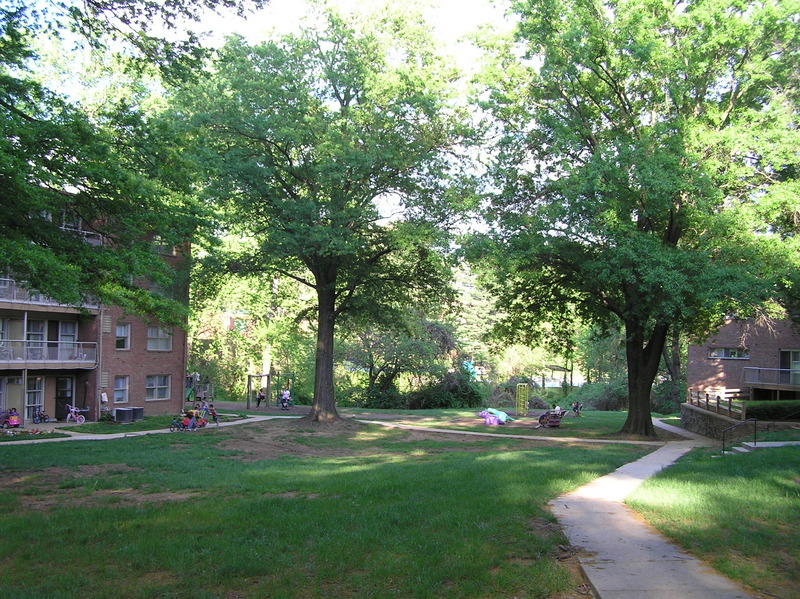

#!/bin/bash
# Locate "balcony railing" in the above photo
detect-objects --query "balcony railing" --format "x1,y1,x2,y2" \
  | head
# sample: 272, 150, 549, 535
0, 278, 99, 310
742, 367, 800, 389
0, 340, 97, 368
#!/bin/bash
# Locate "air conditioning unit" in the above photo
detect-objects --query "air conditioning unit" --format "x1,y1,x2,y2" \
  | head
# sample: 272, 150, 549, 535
130, 407, 144, 421
114, 408, 133, 422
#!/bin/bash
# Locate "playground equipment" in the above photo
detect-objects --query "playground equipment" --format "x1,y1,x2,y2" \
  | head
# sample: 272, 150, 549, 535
246, 372, 295, 409
515, 383, 529, 416
185, 373, 215, 404
478, 408, 514, 425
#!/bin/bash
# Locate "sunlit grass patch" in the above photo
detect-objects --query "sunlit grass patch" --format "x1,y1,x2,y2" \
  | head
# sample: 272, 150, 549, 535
628, 446, 800, 598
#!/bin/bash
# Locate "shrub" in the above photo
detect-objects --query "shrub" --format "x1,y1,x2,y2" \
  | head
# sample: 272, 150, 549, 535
488, 386, 515, 408
406, 372, 485, 410
527, 395, 550, 410
744, 400, 800, 421
362, 387, 406, 410
568, 379, 628, 411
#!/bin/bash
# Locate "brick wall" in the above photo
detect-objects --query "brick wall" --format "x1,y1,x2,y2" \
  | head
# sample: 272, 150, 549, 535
687, 319, 800, 392
97, 306, 187, 417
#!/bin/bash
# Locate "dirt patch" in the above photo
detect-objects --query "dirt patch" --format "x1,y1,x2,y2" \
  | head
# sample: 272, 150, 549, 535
3, 463, 201, 510
215, 415, 515, 461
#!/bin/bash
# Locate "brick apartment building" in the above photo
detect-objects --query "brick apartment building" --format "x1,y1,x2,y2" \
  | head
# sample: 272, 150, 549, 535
687, 317, 800, 401
0, 235, 188, 424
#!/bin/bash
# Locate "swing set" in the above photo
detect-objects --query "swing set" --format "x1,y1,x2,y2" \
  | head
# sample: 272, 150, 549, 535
246, 372, 295, 409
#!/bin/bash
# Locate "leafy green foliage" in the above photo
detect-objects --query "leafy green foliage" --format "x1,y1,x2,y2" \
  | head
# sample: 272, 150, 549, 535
176, 6, 472, 418
474, 0, 800, 435
339, 319, 456, 396
0, 1, 258, 322
404, 370, 487, 410
567, 379, 628, 412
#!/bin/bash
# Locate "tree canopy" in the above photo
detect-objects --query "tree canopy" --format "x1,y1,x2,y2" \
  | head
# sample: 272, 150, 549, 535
0, 0, 262, 321
473, 0, 800, 435
178, 7, 471, 420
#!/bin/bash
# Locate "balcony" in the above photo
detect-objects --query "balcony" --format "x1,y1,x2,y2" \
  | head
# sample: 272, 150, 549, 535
0, 340, 97, 370
742, 367, 800, 390
0, 278, 99, 311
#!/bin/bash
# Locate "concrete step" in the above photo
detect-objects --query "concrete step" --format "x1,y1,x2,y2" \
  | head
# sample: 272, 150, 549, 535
741, 440, 800, 451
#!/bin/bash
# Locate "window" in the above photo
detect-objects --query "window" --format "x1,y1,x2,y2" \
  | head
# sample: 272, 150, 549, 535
779, 350, 800, 385
59, 321, 77, 359
26, 376, 43, 417
61, 211, 82, 231
147, 326, 172, 351
113, 376, 129, 403
151, 235, 175, 256
708, 347, 749, 359
0, 319, 7, 358
26, 320, 46, 359
145, 375, 171, 401
116, 323, 130, 350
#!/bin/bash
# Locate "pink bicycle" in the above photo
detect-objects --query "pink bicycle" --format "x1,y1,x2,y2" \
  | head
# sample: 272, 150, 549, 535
65, 404, 87, 424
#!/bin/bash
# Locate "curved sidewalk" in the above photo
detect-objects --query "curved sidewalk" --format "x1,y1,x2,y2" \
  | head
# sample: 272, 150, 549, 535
549, 420, 760, 599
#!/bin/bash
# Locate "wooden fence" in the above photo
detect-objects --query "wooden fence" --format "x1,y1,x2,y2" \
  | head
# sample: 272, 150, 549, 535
686, 388, 750, 420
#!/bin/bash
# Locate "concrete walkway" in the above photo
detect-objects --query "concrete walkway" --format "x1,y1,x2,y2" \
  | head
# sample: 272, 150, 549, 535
549, 419, 761, 599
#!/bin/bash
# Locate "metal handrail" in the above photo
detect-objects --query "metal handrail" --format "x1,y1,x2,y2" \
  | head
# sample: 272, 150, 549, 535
721, 418, 758, 455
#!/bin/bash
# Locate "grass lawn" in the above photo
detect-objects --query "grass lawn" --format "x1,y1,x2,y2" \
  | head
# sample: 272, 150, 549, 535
627, 445, 800, 599
2, 410, 796, 598
0, 415, 651, 599
344, 408, 678, 441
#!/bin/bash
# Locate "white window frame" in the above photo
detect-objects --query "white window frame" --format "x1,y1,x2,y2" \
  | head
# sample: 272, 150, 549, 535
26, 376, 44, 417
113, 375, 129, 404
145, 375, 171, 401
26, 320, 46, 359
146, 326, 172, 351
116, 323, 131, 350
59, 321, 78, 359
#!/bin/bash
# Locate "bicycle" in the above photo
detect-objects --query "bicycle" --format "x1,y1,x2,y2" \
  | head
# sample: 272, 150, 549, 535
64, 404, 86, 425
32, 408, 50, 424
169, 416, 186, 432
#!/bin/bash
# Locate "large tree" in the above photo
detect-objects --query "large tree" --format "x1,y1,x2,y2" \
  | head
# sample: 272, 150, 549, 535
474, 0, 800, 436
180, 7, 470, 421
0, 0, 262, 320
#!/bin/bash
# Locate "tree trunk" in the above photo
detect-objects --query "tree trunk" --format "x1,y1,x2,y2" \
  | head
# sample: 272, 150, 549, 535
661, 328, 683, 407
669, 329, 682, 406
306, 281, 340, 422
620, 320, 669, 437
